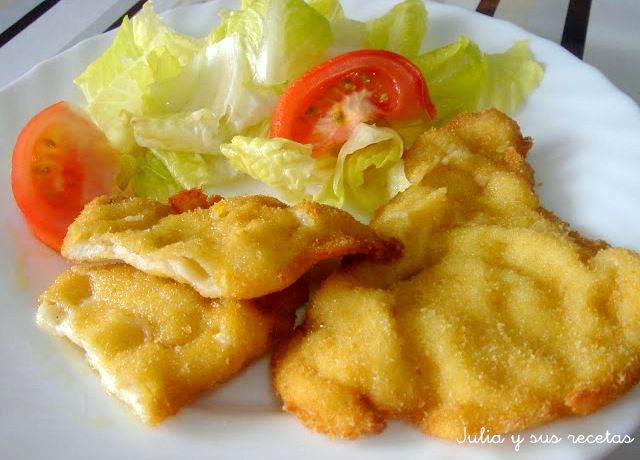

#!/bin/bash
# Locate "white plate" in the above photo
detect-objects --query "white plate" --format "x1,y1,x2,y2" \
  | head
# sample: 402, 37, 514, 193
1, 1, 640, 459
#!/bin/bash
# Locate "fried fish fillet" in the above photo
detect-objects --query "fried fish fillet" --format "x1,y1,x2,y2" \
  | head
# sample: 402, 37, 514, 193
271, 109, 640, 440
62, 194, 399, 299
37, 263, 307, 426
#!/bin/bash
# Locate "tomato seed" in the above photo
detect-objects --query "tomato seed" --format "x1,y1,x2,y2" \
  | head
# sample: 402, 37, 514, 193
341, 78, 356, 90
42, 138, 56, 149
33, 165, 51, 174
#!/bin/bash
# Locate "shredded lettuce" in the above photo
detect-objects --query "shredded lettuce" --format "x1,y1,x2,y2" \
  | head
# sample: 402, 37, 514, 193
74, 0, 543, 213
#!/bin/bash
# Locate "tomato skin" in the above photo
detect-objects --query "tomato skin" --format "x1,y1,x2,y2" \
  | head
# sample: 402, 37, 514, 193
11, 101, 120, 252
271, 49, 436, 156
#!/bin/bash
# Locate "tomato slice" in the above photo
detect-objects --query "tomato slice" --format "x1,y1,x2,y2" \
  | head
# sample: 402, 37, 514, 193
11, 101, 120, 252
270, 49, 436, 157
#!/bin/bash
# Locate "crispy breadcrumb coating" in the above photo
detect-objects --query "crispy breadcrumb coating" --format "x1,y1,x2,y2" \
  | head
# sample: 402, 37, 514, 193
37, 263, 307, 425
62, 194, 400, 299
272, 109, 640, 440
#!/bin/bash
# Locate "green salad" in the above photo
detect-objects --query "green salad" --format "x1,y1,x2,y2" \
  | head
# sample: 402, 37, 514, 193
74, 0, 543, 216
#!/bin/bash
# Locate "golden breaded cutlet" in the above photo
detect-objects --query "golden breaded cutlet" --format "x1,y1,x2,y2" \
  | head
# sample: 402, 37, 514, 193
62, 194, 400, 300
37, 263, 307, 425
272, 109, 640, 440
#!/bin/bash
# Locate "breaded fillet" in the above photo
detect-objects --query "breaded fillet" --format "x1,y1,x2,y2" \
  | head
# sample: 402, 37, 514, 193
37, 263, 307, 425
62, 194, 399, 299
271, 109, 640, 440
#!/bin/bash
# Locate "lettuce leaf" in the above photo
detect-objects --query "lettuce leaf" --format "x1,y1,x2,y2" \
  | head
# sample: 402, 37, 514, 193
74, 16, 140, 102
306, 0, 345, 20
220, 123, 409, 216
130, 2, 203, 63
131, 109, 222, 154
210, 0, 332, 86
306, 0, 368, 57
151, 148, 241, 189
413, 36, 485, 124
75, 0, 543, 212
220, 136, 323, 203
135, 35, 280, 153
364, 0, 427, 57
415, 37, 544, 124
254, 0, 332, 85
127, 148, 241, 201
74, 1, 203, 153
129, 149, 183, 201
316, 123, 409, 213
476, 40, 545, 115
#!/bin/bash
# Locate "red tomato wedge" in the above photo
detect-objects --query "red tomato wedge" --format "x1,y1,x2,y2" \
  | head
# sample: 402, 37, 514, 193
11, 101, 120, 252
270, 49, 436, 157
